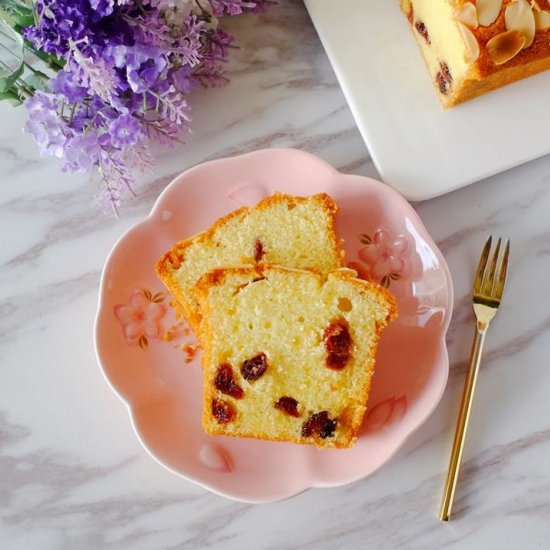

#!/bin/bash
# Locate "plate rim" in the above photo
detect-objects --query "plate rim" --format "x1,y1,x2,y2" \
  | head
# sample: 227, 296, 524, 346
94, 147, 454, 502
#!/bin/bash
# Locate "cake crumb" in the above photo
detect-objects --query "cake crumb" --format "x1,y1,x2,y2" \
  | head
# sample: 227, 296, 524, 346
182, 343, 198, 363
161, 330, 175, 342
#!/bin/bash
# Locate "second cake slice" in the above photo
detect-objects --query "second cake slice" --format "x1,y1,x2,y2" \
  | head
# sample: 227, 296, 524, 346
156, 193, 344, 332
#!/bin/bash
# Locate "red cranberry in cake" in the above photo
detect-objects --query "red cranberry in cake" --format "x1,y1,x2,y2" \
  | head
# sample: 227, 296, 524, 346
301, 411, 337, 439
274, 397, 300, 417
215, 364, 244, 399
241, 353, 268, 381
212, 399, 235, 424
324, 321, 353, 370
415, 20, 431, 44
435, 61, 453, 95
254, 239, 265, 262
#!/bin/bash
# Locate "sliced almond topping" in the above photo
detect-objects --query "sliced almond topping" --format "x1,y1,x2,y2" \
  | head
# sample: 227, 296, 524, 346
486, 29, 526, 64
477, 0, 503, 26
534, 8, 550, 28
400, 0, 412, 13
505, 0, 536, 48
457, 22, 481, 61
455, 2, 479, 28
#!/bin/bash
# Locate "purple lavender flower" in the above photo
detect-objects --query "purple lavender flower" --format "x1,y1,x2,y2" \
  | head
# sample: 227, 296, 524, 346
142, 118, 182, 145
69, 40, 119, 102
109, 44, 167, 93
50, 71, 88, 103
24, 92, 68, 158
108, 113, 143, 148
89, 0, 115, 17
19, 0, 271, 213
172, 65, 196, 94
62, 132, 100, 172
210, 0, 257, 17
24, 0, 90, 56
96, 150, 136, 214
169, 15, 204, 67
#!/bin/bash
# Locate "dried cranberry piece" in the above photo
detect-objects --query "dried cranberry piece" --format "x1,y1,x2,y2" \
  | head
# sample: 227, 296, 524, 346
215, 364, 244, 399
274, 397, 300, 417
324, 321, 352, 370
320, 418, 337, 439
301, 411, 337, 439
211, 399, 235, 424
436, 62, 453, 95
440, 62, 452, 82
254, 239, 265, 262
241, 353, 268, 381
436, 74, 447, 94
414, 21, 430, 44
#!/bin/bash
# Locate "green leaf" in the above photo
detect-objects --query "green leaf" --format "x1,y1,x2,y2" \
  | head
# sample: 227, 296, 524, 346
0, 86, 22, 105
25, 41, 65, 70
0, 3, 35, 30
0, 20, 24, 93
0, 0, 36, 30
25, 72, 47, 91
0, 62, 22, 91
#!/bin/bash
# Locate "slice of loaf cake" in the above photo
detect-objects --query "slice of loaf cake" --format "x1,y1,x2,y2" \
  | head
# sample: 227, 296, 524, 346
156, 193, 344, 332
195, 265, 397, 449
401, 0, 550, 107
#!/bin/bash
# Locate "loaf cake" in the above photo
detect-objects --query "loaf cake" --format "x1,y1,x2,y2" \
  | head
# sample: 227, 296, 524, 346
195, 265, 398, 449
401, 0, 550, 107
156, 193, 344, 332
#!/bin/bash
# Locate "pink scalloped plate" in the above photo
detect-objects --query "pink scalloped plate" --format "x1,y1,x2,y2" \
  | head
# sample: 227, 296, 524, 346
94, 148, 453, 503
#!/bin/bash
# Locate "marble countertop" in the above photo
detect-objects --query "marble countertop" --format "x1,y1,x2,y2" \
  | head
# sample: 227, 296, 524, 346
2, 1, 550, 548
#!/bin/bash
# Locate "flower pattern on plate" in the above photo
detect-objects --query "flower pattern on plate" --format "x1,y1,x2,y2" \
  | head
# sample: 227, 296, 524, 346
114, 289, 166, 349
354, 228, 410, 288
226, 183, 269, 206
363, 395, 407, 432
199, 444, 233, 473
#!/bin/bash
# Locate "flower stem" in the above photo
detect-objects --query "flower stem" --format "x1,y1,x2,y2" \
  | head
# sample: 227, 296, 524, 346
25, 42, 65, 71
68, 102, 76, 124
23, 60, 49, 80
15, 76, 33, 96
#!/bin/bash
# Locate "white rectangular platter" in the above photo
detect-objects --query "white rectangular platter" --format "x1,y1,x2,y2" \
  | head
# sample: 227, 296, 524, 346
304, 0, 550, 201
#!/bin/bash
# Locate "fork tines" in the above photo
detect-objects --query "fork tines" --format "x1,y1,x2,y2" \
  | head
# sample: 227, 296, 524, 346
474, 236, 510, 301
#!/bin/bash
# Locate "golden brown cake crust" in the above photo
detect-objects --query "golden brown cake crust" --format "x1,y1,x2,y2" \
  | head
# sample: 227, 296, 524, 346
155, 193, 345, 332
195, 265, 398, 449
195, 264, 397, 322
453, 52, 550, 105
403, 0, 550, 107
473, 7, 550, 77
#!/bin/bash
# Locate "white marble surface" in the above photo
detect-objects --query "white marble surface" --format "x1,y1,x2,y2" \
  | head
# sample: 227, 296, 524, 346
1, 1, 550, 548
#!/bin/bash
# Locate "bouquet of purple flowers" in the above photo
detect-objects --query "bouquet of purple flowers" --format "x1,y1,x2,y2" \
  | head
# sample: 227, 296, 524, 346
0, 0, 270, 212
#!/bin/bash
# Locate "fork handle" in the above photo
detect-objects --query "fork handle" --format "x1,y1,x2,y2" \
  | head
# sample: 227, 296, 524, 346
439, 325, 487, 521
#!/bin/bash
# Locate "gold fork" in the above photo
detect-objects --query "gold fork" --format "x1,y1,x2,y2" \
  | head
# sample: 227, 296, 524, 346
439, 236, 510, 522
